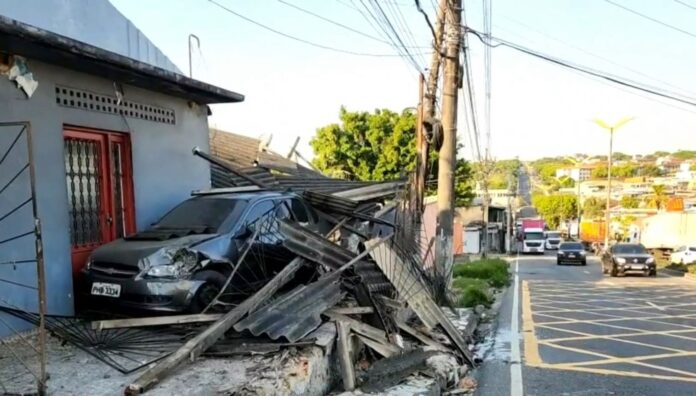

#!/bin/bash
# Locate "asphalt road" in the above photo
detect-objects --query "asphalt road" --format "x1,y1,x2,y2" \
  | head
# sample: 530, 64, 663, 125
517, 166, 531, 206
475, 253, 696, 396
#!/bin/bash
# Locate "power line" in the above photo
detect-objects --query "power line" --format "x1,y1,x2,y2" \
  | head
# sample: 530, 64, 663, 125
207, 0, 420, 57
674, 0, 696, 11
495, 15, 696, 99
465, 27, 696, 108
604, 0, 696, 39
383, 0, 428, 65
414, 0, 438, 42
482, 0, 492, 160
277, 0, 427, 48
363, 0, 425, 72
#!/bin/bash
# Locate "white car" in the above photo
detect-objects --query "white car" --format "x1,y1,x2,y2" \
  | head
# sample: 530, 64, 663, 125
670, 246, 696, 265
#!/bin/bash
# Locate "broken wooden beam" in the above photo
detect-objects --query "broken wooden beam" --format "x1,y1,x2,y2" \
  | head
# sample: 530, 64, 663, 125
91, 314, 222, 330
396, 321, 450, 352
124, 257, 304, 395
336, 321, 355, 391
323, 312, 389, 344
326, 306, 374, 315
355, 334, 400, 358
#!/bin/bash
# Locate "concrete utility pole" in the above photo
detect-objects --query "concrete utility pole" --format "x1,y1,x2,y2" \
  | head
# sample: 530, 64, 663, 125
188, 34, 200, 78
436, 0, 461, 283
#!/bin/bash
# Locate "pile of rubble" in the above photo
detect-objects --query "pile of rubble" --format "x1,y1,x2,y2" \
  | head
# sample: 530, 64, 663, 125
1, 151, 478, 395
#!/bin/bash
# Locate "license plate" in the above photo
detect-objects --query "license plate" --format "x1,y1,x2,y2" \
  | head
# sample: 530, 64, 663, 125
568, 254, 575, 258
91, 282, 121, 298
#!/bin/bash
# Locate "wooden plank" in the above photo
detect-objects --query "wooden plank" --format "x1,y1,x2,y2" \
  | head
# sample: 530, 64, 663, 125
396, 321, 449, 352
326, 307, 374, 315
336, 322, 355, 391
124, 257, 304, 395
323, 312, 388, 344
355, 335, 399, 358
91, 314, 222, 330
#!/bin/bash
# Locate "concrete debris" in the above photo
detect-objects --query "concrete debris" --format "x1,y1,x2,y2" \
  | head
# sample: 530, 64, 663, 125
2, 55, 38, 97
3, 149, 476, 395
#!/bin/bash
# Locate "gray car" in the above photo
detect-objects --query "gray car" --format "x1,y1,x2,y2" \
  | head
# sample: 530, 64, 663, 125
601, 243, 656, 277
80, 190, 318, 313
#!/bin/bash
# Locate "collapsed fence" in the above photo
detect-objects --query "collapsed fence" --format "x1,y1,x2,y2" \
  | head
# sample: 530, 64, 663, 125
0, 122, 47, 395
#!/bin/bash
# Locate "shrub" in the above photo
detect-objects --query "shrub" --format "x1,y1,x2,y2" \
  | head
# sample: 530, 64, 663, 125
452, 277, 492, 308
453, 258, 510, 288
688, 264, 696, 275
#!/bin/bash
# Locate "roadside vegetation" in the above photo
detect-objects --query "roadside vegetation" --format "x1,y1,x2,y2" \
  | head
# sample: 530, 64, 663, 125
452, 258, 510, 308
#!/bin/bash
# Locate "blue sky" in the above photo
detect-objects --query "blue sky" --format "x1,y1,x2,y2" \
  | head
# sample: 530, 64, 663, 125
110, 0, 696, 161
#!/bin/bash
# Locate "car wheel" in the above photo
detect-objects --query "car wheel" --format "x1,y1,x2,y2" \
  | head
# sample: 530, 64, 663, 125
557, 260, 562, 265
649, 269, 657, 277
190, 270, 228, 313
610, 266, 618, 277
582, 260, 587, 266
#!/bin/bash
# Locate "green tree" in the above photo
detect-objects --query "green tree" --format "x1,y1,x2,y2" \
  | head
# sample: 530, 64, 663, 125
620, 195, 640, 209
645, 184, 668, 210
583, 197, 606, 219
558, 176, 575, 188
311, 107, 416, 181
612, 152, 631, 161
654, 151, 669, 157
591, 166, 608, 179
637, 164, 662, 177
426, 158, 475, 207
531, 194, 578, 229
691, 163, 696, 171
673, 150, 696, 160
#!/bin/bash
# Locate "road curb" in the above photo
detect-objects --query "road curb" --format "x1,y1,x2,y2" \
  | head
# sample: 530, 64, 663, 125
660, 267, 696, 281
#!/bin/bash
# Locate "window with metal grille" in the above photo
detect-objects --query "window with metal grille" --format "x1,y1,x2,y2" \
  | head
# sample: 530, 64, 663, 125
54, 86, 175, 125
64, 138, 104, 247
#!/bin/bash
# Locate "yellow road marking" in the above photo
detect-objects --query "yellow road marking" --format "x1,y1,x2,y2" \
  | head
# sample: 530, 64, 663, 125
522, 280, 696, 381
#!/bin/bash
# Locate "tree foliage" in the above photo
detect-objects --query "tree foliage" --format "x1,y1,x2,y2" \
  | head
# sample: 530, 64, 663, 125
591, 165, 636, 179
532, 194, 578, 229
636, 164, 662, 177
645, 184, 668, 210
620, 195, 640, 209
311, 107, 416, 181
672, 150, 696, 160
310, 107, 476, 207
583, 197, 606, 219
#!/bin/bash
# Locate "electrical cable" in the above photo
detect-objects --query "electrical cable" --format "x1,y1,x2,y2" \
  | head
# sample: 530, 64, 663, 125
207, 0, 423, 57
673, 0, 696, 11
414, 0, 438, 43
604, 0, 696, 39
383, 0, 428, 65
364, 0, 424, 72
465, 27, 696, 108
495, 15, 696, 99
277, 0, 427, 48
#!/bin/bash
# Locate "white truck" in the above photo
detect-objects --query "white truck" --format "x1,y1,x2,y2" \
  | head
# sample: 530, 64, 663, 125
640, 212, 696, 250
522, 227, 546, 254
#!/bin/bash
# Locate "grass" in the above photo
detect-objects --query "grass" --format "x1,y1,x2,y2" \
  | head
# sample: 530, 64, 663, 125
451, 258, 511, 308
453, 258, 511, 288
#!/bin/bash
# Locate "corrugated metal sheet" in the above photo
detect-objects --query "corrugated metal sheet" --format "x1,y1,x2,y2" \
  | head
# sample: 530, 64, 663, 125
233, 277, 344, 342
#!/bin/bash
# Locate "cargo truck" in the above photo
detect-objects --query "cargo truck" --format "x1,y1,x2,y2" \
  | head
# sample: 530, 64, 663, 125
640, 212, 696, 251
521, 219, 545, 254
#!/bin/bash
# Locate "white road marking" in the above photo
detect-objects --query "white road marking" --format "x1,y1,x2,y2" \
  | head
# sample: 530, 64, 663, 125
583, 270, 590, 274
647, 301, 665, 311
510, 255, 523, 396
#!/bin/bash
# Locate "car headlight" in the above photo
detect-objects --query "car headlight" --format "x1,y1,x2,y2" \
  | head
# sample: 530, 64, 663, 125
579, 251, 586, 256
146, 264, 181, 278
646, 257, 655, 264
616, 257, 626, 264
557, 251, 563, 255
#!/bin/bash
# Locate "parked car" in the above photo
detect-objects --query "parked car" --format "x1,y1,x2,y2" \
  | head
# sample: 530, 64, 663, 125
556, 242, 586, 265
80, 190, 318, 313
601, 243, 656, 277
670, 245, 696, 265
545, 231, 563, 250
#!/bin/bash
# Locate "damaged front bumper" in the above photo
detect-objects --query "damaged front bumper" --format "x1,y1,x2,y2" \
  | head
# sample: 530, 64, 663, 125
81, 271, 206, 313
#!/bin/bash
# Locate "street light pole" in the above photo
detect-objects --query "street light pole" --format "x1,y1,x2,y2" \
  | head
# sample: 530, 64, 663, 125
605, 128, 614, 248
592, 117, 634, 250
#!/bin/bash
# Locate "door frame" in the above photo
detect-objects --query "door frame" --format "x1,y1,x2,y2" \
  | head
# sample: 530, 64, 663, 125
63, 125, 136, 274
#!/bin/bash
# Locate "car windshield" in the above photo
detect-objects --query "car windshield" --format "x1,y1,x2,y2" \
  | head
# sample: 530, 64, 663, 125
613, 244, 647, 254
525, 232, 544, 240
154, 198, 248, 233
546, 232, 561, 239
560, 242, 583, 250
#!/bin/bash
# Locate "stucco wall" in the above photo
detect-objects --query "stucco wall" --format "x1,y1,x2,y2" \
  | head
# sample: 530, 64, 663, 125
0, 0, 180, 73
0, 58, 210, 334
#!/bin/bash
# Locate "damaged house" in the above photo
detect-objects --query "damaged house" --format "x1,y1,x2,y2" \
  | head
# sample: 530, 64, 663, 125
0, 0, 243, 336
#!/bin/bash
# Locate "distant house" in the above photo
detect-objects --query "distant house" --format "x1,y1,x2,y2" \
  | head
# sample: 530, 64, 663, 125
0, 1, 243, 335
555, 166, 594, 182
656, 156, 682, 174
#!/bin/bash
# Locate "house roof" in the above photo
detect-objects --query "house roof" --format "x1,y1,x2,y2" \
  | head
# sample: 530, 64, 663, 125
0, 16, 244, 104
209, 129, 318, 176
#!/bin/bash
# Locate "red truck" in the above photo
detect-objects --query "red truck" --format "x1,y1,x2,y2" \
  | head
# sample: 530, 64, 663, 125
520, 219, 545, 254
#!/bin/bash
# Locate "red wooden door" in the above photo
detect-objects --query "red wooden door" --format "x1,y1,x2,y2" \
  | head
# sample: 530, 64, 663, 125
64, 127, 135, 276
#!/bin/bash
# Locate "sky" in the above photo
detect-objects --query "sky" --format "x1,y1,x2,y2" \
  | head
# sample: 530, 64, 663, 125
110, 0, 696, 162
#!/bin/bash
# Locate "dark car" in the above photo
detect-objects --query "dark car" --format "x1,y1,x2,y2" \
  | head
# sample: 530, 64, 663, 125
601, 243, 656, 277
556, 242, 586, 265
80, 190, 318, 313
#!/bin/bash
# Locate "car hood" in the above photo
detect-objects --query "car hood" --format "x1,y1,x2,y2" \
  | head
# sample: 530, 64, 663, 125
90, 233, 219, 268
615, 254, 652, 259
